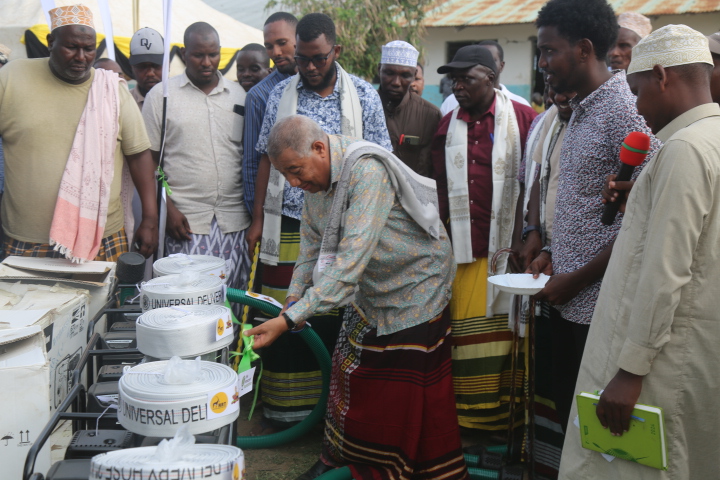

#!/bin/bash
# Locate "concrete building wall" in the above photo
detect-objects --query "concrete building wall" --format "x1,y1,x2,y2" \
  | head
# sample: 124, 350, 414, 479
421, 23, 536, 106
419, 12, 720, 107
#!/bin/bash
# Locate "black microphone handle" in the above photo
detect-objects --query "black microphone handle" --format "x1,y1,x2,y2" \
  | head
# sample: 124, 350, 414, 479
601, 162, 637, 225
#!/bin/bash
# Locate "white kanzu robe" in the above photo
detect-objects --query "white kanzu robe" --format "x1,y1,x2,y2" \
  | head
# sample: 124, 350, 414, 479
559, 104, 720, 479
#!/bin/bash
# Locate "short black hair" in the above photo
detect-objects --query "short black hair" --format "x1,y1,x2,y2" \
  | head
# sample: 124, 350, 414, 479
239, 43, 270, 66
416, 63, 424, 72
93, 58, 115, 67
536, 0, 618, 61
296, 13, 336, 45
241, 43, 266, 53
671, 62, 713, 84
265, 12, 298, 27
184, 22, 219, 47
478, 40, 503, 62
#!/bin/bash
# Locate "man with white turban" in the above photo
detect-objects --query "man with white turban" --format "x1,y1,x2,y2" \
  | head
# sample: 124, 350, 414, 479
377, 40, 441, 176
608, 12, 652, 71
559, 24, 720, 480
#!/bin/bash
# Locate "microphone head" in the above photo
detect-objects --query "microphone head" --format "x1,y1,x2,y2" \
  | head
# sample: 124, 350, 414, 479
620, 131, 651, 167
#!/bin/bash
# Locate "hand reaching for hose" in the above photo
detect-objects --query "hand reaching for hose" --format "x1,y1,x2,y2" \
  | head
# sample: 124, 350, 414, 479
245, 316, 287, 349
166, 198, 192, 241
245, 296, 305, 349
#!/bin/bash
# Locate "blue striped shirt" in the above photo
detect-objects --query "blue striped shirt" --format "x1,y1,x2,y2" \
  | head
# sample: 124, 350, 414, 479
242, 69, 292, 213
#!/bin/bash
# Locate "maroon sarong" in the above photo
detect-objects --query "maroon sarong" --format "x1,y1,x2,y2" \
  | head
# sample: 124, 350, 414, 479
321, 304, 469, 480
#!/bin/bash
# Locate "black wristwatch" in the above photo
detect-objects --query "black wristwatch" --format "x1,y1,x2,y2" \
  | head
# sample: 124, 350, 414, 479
282, 312, 295, 331
522, 225, 542, 241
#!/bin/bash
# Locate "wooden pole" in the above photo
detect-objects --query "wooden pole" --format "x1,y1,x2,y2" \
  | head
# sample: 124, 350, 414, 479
133, 0, 140, 33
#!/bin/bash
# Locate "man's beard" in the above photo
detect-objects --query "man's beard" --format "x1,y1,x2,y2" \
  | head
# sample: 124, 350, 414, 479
49, 56, 90, 81
300, 64, 336, 92
276, 59, 297, 75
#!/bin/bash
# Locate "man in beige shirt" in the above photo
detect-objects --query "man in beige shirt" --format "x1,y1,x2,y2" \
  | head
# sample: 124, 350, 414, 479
0, 5, 158, 261
143, 22, 250, 288
560, 25, 720, 480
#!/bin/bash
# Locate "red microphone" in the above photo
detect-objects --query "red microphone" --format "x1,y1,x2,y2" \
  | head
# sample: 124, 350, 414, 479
601, 131, 651, 225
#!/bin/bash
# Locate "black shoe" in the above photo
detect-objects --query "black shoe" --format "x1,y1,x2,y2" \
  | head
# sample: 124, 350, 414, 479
294, 460, 334, 480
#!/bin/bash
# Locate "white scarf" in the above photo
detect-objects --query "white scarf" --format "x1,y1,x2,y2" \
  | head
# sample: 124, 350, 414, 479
511, 109, 563, 335
538, 112, 564, 245
49, 69, 123, 262
260, 63, 363, 266
522, 110, 552, 222
313, 140, 441, 305
445, 89, 521, 316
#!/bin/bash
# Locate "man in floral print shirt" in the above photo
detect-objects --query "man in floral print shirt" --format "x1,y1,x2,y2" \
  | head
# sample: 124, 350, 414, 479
529, 0, 659, 433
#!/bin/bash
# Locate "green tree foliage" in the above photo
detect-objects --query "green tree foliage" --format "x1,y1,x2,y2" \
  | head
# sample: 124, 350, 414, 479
267, 0, 433, 80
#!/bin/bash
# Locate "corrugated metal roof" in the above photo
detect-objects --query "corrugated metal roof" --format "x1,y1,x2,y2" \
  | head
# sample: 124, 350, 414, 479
422, 0, 720, 27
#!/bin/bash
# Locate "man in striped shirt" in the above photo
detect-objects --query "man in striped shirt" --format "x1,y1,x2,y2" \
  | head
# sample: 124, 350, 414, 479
242, 12, 298, 215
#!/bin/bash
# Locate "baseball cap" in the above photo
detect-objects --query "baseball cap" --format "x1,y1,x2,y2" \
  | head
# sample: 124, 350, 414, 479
437, 45, 497, 75
130, 27, 164, 66
707, 32, 720, 56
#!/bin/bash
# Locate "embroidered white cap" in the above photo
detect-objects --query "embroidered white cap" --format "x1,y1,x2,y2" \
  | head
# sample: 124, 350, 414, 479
381, 40, 419, 68
617, 12, 652, 39
627, 24, 714, 75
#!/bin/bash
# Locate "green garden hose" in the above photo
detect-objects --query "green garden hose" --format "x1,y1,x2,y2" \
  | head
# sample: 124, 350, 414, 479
316, 466, 353, 479
226, 288, 333, 449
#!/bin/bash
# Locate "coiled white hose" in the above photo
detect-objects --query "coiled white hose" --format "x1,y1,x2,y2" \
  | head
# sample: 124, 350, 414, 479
154, 254, 228, 283
118, 358, 240, 436
90, 427, 244, 480
136, 305, 234, 359
141, 271, 225, 312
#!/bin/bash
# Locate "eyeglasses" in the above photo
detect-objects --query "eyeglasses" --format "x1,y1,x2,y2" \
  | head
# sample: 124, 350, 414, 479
294, 46, 336, 69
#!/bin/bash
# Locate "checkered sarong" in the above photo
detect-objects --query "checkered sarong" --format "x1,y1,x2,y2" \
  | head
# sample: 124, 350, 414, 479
164, 217, 250, 290
3, 229, 128, 262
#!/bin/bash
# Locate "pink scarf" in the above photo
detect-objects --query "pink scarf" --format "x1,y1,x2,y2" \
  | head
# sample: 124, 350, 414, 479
49, 68, 121, 262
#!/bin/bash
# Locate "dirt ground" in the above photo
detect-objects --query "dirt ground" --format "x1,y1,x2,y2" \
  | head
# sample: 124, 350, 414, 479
237, 395, 517, 480
237, 397, 325, 480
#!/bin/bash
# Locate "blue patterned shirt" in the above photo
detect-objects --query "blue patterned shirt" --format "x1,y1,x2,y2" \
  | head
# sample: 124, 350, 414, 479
242, 69, 292, 213
256, 63, 392, 220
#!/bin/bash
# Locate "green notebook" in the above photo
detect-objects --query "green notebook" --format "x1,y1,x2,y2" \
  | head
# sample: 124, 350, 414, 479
576, 392, 667, 470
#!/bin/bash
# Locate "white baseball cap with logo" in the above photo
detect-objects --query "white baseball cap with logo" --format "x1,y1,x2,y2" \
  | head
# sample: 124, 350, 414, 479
130, 27, 164, 66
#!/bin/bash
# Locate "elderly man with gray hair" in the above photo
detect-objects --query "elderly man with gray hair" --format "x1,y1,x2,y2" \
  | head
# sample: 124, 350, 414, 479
245, 115, 468, 480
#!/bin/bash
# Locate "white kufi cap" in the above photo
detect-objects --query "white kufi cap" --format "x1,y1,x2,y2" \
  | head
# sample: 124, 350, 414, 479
381, 40, 419, 68
627, 24, 714, 75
